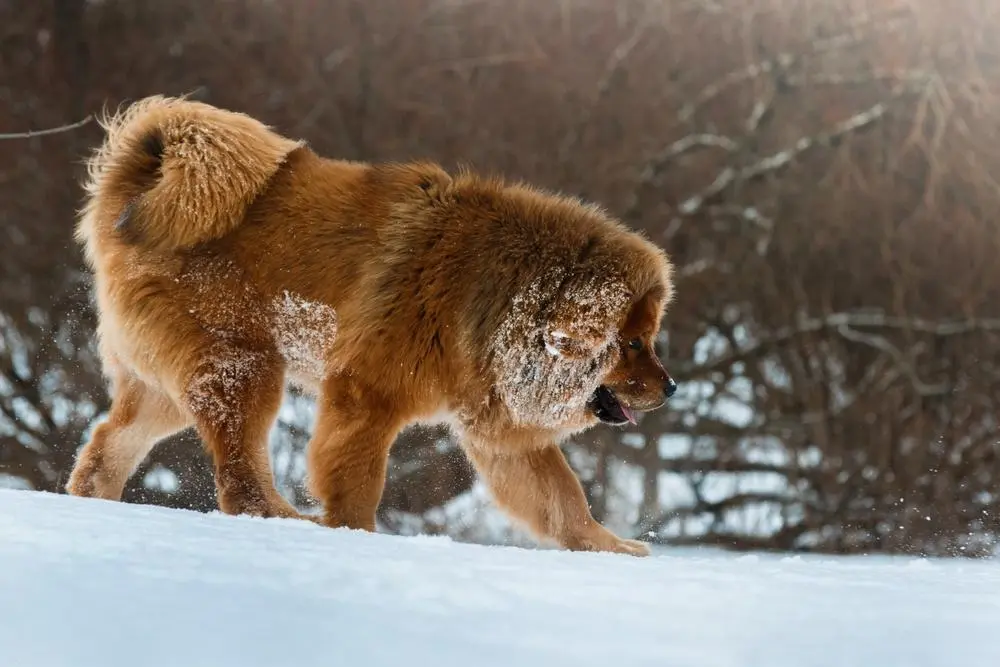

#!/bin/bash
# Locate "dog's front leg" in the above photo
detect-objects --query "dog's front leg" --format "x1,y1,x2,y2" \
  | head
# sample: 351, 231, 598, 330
307, 374, 405, 532
463, 440, 650, 556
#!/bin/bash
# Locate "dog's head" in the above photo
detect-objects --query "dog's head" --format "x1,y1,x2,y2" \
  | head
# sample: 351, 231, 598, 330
491, 245, 675, 432
542, 273, 674, 428
585, 282, 675, 426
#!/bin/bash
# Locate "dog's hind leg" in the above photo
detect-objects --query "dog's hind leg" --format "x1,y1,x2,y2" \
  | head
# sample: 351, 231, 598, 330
182, 343, 302, 519
68, 372, 190, 501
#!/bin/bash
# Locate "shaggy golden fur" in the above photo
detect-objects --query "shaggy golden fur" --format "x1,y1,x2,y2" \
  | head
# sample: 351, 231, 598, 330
67, 95, 676, 556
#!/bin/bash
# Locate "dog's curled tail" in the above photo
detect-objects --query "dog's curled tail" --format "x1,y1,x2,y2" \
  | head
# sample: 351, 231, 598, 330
77, 95, 303, 254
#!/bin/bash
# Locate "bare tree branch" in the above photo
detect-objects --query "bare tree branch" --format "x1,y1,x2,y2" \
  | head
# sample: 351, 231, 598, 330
640, 134, 738, 180
835, 325, 947, 396
0, 115, 93, 140
678, 53, 795, 123
638, 492, 799, 538
676, 5, 912, 123
557, 9, 655, 161
677, 99, 896, 216
676, 312, 1000, 381
608, 439, 805, 477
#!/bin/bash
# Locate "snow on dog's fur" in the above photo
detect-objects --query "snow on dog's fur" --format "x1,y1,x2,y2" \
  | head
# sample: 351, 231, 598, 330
68, 95, 676, 555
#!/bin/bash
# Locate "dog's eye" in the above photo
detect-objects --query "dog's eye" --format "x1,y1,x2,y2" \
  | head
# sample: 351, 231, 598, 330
628, 338, 643, 351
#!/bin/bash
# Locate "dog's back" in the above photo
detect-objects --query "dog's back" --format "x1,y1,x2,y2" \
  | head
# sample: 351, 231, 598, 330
78, 95, 468, 395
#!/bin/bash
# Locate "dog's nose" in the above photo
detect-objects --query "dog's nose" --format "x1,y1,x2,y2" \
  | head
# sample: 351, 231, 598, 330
663, 377, 677, 398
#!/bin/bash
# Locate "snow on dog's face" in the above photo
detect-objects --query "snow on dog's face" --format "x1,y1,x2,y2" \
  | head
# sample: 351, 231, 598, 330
490, 266, 674, 431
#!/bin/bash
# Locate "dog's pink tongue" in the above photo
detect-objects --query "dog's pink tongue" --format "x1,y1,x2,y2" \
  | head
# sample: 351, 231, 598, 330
622, 404, 637, 425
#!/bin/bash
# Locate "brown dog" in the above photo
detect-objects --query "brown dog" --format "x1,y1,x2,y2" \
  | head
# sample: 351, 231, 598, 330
67, 96, 676, 556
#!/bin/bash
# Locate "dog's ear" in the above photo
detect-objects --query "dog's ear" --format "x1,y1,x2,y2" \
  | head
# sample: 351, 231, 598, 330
544, 273, 631, 360
411, 162, 452, 203
376, 161, 452, 206
542, 322, 609, 360
622, 284, 667, 333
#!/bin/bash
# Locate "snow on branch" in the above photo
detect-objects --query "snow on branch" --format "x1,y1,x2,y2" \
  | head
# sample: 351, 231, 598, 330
676, 99, 893, 216
675, 5, 911, 124
638, 134, 738, 182
678, 53, 795, 123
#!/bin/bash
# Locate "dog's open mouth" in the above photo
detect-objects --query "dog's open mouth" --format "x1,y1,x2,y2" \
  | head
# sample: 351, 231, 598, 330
589, 386, 636, 426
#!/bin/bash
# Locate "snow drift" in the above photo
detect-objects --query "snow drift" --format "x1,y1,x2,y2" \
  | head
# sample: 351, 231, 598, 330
1, 489, 998, 667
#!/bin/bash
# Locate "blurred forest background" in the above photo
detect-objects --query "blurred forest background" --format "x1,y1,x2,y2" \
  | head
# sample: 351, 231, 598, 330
3, 0, 1000, 557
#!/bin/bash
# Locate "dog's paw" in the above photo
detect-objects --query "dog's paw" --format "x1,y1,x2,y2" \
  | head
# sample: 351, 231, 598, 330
219, 488, 314, 522
564, 528, 652, 557
610, 537, 652, 557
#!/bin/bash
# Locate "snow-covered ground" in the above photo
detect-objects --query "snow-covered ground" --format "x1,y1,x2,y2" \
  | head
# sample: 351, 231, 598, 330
2, 489, 999, 667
